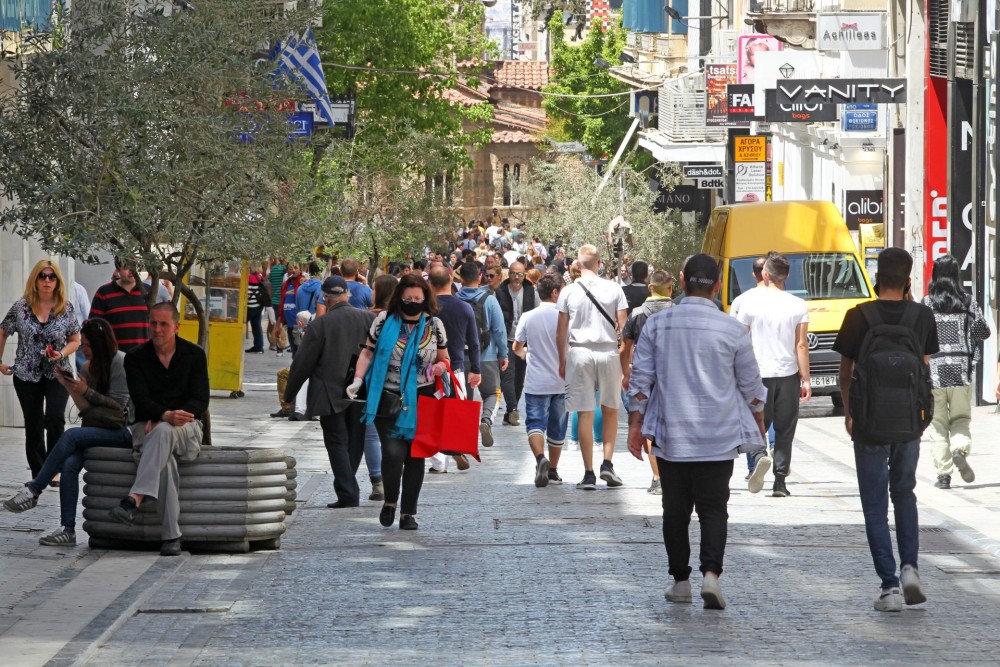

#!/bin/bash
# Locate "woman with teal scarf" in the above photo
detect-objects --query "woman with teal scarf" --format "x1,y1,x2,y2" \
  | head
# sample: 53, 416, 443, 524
348, 274, 450, 530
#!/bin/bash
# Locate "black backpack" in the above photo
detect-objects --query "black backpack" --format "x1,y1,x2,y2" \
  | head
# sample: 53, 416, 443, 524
849, 301, 933, 442
468, 292, 492, 352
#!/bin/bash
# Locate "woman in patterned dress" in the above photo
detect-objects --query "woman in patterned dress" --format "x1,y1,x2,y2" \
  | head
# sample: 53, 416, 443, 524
922, 254, 991, 489
0, 260, 81, 478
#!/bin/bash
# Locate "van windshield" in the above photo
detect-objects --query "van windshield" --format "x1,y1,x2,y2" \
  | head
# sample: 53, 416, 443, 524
729, 253, 871, 302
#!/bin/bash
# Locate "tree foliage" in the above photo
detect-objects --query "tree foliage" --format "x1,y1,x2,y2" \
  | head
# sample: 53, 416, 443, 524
318, 0, 497, 166
542, 11, 632, 161
514, 156, 698, 276
0, 0, 328, 344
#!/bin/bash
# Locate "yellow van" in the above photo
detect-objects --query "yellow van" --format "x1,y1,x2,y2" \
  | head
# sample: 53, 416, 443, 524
701, 200, 875, 409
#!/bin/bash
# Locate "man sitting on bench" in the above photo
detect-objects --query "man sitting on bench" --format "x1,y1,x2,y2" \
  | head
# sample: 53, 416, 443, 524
109, 302, 209, 556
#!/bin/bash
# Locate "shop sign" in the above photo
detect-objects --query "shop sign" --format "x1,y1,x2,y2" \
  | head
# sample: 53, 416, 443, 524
683, 165, 725, 179
775, 78, 906, 105
734, 162, 767, 202
734, 135, 766, 162
706, 64, 737, 126
844, 189, 884, 230
816, 13, 886, 51
764, 90, 837, 122
843, 103, 879, 131
727, 84, 757, 125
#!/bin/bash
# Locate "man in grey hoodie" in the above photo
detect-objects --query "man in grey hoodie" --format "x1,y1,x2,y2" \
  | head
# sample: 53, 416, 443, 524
457, 262, 509, 447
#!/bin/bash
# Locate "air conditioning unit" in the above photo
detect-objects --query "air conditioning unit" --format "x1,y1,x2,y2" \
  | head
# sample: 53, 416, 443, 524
712, 29, 737, 57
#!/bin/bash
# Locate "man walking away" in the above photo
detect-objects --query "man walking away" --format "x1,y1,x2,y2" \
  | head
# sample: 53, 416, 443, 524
621, 260, 651, 313
513, 273, 567, 487
495, 261, 538, 426
456, 262, 509, 448
556, 244, 629, 490
735, 252, 810, 497
729, 256, 767, 478
90, 258, 150, 352
427, 267, 482, 473
620, 270, 675, 494
834, 247, 937, 612
626, 255, 769, 610
285, 276, 375, 508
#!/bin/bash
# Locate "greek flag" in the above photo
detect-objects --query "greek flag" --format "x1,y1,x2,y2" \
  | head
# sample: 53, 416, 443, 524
274, 29, 336, 126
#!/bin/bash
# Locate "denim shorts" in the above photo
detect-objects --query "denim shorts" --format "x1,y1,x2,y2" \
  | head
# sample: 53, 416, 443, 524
524, 393, 568, 446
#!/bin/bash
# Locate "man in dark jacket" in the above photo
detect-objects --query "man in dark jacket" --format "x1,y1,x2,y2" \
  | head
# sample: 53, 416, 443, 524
285, 276, 375, 508
494, 261, 538, 425
621, 260, 651, 313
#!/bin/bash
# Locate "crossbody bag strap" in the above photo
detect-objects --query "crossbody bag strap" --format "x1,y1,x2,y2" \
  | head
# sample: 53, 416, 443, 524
578, 282, 618, 333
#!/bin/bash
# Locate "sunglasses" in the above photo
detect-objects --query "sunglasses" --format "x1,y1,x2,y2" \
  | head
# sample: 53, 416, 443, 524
510, 272, 526, 278
486, 273, 499, 278
38, 272, 58, 281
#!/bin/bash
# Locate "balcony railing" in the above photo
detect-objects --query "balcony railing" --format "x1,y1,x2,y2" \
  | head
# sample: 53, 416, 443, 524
748, 0, 815, 12
0, 0, 53, 32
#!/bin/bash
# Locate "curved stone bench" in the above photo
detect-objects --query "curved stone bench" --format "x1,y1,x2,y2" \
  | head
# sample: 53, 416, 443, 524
82, 446, 297, 553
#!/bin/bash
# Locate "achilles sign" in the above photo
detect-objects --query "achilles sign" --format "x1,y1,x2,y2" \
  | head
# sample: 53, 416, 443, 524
816, 13, 886, 51
775, 79, 906, 105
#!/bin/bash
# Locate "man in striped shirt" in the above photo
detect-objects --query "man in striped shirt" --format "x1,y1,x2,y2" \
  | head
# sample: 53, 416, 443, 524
90, 259, 150, 351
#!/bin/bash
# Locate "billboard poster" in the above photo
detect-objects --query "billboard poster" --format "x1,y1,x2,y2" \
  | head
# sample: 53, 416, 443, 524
706, 63, 737, 126
734, 162, 767, 202
737, 34, 783, 84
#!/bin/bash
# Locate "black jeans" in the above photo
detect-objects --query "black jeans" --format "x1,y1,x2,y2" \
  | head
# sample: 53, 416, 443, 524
247, 305, 264, 351
658, 457, 733, 581
12, 376, 70, 478
319, 403, 366, 505
373, 385, 435, 515
763, 373, 801, 477
500, 340, 526, 414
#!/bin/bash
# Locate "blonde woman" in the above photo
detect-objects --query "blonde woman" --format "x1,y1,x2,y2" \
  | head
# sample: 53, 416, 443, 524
0, 260, 81, 478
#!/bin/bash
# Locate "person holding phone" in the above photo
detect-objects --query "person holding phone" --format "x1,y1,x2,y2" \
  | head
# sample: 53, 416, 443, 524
0, 260, 81, 479
3, 318, 132, 546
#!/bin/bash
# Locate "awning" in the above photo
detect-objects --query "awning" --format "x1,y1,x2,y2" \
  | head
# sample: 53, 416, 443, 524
639, 130, 726, 163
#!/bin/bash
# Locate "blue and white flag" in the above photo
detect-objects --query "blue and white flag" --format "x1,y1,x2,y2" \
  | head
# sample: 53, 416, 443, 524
274, 29, 336, 126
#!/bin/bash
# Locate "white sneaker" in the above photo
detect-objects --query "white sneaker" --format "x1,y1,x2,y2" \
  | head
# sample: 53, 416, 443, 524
701, 573, 726, 610
900, 565, 927, 605
874, 587, 903, 612
747, 455, 772, 494
664, 579, 692, 603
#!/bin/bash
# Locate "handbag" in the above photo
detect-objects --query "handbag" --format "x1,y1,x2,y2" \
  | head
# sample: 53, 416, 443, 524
344, 353, 402, 419
410, 363, 482, 462
81, 405, 126, 430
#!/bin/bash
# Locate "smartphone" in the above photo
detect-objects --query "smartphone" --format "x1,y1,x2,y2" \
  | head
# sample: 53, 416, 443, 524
57, 367, 77, 381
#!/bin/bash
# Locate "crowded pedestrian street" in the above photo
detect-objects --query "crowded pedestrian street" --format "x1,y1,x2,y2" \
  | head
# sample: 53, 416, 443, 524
2, 351, 1000, 666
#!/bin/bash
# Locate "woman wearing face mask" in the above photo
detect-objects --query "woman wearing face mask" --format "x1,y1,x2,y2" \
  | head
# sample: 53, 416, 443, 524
348, 274, 449, 530
0, 260, 81, 479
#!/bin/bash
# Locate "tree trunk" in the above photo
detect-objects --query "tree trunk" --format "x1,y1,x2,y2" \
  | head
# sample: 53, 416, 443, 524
178, 281, 208, 349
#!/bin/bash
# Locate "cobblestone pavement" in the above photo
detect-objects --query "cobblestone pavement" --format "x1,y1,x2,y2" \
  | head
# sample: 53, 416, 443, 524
4, 349, 1000, 666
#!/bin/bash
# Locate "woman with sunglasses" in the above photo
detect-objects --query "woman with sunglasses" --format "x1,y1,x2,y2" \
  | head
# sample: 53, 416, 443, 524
0, 261, 81, 479
348, 274, 449, 531
3, 318, 132, 546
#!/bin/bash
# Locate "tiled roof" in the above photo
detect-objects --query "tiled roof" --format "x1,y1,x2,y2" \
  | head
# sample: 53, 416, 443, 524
491, 60, 550, 90
493, 130, 541, 144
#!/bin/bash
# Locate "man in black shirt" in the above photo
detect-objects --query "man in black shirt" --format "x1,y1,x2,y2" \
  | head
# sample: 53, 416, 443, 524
833, 248, 938, 612
110, 303, 210, 556
621, 260, 651, 313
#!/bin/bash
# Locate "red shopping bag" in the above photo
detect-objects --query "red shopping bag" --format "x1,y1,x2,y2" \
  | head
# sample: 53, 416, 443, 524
410, 364, 482, 462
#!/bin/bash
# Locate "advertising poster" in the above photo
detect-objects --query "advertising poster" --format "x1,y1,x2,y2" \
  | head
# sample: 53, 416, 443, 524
737, 34, 783, 84
706, 63, 737, 126
734, 162, 767, 202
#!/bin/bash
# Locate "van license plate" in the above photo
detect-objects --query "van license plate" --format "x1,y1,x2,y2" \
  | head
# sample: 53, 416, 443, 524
810, 376, 838, 388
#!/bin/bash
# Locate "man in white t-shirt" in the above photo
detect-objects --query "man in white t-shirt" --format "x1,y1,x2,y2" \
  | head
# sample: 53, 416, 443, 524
729, 256, 766, 320
735, 252, 811, 498
514, 273, 567, 488
556, 244, 629, 490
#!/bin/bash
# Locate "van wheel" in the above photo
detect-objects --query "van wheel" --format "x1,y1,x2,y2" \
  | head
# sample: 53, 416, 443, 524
830, 393, 844, 416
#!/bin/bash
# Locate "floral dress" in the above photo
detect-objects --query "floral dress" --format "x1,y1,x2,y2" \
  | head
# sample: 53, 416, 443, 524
0, 299, 79, 382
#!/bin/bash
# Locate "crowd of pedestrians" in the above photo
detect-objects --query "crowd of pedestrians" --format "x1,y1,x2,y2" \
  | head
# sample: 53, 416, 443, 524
3, 212, 999, 615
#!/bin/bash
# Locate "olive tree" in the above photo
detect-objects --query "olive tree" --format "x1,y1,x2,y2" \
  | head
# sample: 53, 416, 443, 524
0, 0, 328, 345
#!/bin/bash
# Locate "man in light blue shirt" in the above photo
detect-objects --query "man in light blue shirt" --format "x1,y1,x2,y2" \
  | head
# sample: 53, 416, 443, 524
626, 254, 770, 611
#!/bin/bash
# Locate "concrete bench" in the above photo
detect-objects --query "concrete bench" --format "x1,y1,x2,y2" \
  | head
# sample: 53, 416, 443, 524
81, 446, 297, 553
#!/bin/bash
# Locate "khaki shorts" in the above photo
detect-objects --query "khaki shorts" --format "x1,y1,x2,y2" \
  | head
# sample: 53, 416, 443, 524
565, 346, 623, 413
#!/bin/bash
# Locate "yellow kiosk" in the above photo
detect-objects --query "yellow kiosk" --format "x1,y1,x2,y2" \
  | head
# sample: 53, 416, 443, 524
178, 262, 248, 397
859, 222, 886, 283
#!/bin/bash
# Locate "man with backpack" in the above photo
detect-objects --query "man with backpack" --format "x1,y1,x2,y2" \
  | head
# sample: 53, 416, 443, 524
833, 247, 938, 612
457, 262, 509, 448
